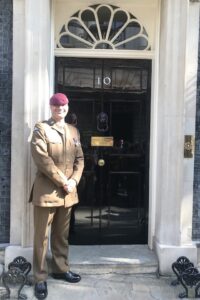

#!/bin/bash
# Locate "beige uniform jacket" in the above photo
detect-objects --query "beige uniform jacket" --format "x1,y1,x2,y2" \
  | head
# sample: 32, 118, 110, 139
30, 118, 84, 208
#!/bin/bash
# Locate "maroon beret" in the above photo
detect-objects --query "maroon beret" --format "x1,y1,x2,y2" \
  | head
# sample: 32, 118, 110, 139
50, 93, 69, 106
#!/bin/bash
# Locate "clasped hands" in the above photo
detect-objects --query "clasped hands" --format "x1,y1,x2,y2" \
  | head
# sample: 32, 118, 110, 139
63, 178, 76, 193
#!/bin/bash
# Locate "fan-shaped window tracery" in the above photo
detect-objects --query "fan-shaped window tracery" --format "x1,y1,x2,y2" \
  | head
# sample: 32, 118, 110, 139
57, 4, 150, 51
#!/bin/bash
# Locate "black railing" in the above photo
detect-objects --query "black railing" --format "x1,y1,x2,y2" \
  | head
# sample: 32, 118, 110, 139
171, 256, 200, 298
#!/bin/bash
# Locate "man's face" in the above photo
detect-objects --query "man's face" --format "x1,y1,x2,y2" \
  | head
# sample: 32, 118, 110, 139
50, 104, 69, 121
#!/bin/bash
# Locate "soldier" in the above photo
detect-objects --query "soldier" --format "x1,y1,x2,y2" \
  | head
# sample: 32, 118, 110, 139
30, 93, 84, 299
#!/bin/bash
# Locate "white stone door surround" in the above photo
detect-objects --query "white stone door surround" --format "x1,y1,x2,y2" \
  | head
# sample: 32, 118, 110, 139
10, 0, 200, 274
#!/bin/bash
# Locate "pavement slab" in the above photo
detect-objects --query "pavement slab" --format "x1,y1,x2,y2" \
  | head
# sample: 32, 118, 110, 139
0, 274, 183, 300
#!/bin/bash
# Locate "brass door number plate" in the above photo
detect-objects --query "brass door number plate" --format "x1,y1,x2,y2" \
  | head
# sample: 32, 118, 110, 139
91, 136, 114, 147
184, 135, 194, 158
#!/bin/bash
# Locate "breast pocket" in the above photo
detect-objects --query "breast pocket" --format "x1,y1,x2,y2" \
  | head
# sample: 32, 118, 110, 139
48, 142, 63, 163
67, 139, 78, 162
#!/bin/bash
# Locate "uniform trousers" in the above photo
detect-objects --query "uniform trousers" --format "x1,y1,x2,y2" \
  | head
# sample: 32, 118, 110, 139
33, 205, 72, 283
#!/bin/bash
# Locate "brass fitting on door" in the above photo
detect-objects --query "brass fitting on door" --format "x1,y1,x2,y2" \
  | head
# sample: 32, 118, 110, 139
98, 159, 105, 166
184, 135, 194, 158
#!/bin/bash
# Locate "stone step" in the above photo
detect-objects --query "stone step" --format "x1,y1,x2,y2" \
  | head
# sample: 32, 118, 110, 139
4, 245, 158, 275
69, 245, 158, 275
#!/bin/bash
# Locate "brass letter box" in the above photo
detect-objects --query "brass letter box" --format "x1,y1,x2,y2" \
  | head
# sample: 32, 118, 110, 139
91, 136, 114, 147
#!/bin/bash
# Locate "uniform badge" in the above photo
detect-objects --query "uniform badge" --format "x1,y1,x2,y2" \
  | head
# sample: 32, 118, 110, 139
33, 127, 40, 132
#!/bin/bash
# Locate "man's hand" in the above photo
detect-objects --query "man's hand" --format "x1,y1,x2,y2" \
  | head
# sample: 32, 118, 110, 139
63, 178, 77, 193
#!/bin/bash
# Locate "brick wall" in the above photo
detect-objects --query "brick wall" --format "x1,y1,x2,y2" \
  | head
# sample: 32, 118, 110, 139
0, 0, 12, 243
192, 18, 200, 240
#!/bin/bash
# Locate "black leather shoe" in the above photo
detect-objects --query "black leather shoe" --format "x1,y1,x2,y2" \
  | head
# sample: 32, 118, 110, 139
34, 281, 48, 299
51, 271, 81, 283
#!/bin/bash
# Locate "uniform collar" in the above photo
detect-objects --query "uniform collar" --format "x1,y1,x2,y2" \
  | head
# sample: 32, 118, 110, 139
47, 118, 65, 134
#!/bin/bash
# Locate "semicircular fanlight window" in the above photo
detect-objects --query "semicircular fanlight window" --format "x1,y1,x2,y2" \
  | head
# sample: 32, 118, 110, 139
57, 4, 150, 50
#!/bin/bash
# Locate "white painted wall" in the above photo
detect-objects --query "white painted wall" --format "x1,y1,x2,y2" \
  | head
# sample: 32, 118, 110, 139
11, 0, 53, 246
11, 0, 25, 245
182, 1, 200, 244
155, 0, 199, 274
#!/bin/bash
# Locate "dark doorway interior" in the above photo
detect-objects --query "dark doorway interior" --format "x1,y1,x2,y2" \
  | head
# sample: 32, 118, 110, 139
55, 58, 151, 244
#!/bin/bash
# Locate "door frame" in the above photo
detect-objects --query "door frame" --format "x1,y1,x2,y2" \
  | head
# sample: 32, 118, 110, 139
51, 0, 161, 249
53, 55, 158, 249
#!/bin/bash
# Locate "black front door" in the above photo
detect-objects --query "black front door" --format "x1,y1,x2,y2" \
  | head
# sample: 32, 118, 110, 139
55, 57, 151, 245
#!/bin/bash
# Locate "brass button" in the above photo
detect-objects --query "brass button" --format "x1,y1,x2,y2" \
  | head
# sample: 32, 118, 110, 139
98, 159, 105, 167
